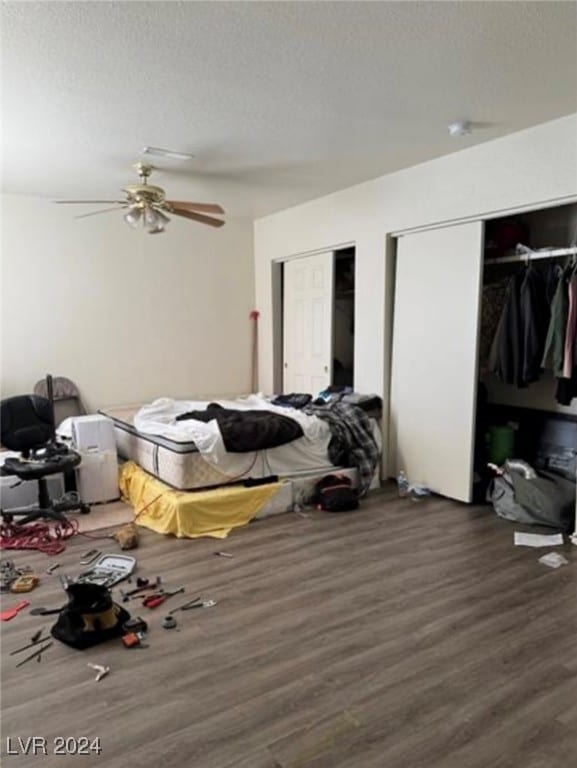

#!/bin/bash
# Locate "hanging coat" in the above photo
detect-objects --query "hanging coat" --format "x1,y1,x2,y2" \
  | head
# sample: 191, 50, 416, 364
489, 267, 549, 388
520, 266, 550, 384
488, 270, 525, 387
542, 268, 570, 377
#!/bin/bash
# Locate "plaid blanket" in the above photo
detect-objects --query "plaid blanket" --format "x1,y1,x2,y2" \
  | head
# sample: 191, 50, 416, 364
303, 401, 379, 495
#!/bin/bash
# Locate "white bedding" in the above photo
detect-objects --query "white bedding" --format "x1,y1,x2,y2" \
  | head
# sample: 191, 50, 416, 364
133, 394, 332, 478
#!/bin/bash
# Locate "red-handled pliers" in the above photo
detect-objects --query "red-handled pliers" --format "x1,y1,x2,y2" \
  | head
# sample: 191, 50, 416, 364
141, 586, 184, 609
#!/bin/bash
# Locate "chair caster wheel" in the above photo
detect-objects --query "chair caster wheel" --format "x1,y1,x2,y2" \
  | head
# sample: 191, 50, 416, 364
80, 505, 91, 515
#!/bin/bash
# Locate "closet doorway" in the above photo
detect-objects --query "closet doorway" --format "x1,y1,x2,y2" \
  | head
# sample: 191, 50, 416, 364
282, 246, 355, 394
389, 200, 577, 503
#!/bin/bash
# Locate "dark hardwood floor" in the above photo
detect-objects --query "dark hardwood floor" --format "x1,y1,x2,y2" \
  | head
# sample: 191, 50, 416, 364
1, 489, 576, 767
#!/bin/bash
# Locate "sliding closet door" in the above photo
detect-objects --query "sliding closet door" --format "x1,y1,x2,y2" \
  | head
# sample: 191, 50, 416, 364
283, 252, 334, 394
390, 221, 484, 502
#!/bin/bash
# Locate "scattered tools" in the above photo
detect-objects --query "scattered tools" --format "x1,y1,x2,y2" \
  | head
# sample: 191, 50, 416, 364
76, 554, 136, 588
10, 629, 47, 656
0, 560, 19, 591
10, 574, 40, 593
141, 586, 185, 609
162, 615, 177, 630
46, 562, 61, 575
15, 641, 53, 668
169, 597, 217, 614
30, 606, 61, 616
122, 617, 148, 634
1, 599, 31, 621
121, 631, 148, 649
80, 549, 101, 565
87, 663, 110, 682
120, 577, 162, 602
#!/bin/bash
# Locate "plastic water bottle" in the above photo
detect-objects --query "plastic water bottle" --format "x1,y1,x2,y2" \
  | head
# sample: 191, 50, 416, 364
397, 469, 409, 498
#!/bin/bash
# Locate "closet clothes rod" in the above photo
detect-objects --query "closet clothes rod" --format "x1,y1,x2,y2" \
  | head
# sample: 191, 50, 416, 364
484, 246, 577, 266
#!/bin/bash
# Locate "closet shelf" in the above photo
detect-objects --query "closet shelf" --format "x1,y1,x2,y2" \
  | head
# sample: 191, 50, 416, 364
484, 246, 577, 266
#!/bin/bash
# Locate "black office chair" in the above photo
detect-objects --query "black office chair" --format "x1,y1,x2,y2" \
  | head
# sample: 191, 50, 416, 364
0, 393, 90, 525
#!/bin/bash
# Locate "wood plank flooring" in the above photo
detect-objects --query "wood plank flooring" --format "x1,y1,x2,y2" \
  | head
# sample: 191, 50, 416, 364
1, 489, 576, 767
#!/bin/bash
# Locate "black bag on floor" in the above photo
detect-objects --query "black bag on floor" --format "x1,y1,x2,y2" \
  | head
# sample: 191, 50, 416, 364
315, 474, 359, 512
51, 582, 130, 649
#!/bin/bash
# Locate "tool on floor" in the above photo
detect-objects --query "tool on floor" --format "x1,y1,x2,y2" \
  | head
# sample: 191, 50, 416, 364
10, 629, 47, 656
120, 577, 162, 602
214, 551, 234, 558
122, 617, 148, 634
10, 574, 40, 593
1, 560, 19, 591
121, 631, 149, 649
1, 599, 31, 621
75, 554, 136, 588
141, 586, 185, 609
169, 597, 217, 614
30, 606, 61, 616
87, 663, 110, 682
80, 549, 101, 565
15, 641, 53, 668
162, 615, 177, 629
46, 562, 61, 575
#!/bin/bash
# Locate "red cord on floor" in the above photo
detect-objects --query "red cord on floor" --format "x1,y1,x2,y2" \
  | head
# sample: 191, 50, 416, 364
0, 518, 79, 555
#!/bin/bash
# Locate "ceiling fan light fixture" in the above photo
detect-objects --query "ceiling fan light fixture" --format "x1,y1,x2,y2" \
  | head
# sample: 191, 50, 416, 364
124, 206, 143, 228
143, 205, 170, 233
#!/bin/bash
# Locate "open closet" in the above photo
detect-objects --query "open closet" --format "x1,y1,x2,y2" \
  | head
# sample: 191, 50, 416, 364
282, 246, 355, 394
389, 201, 577, 507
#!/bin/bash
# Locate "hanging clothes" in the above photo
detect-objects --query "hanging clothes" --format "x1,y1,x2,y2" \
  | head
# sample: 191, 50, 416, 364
520, 266, 550, 384
562, 271, 577, 378
541, 266, 570, 377
479, 277, 509, 372
488, 270, 525, 387
489, 267, 549, 388
556, 268, 577, 405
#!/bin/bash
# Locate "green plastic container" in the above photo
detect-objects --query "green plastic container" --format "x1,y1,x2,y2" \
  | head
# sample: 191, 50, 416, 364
487, 425, 515, 465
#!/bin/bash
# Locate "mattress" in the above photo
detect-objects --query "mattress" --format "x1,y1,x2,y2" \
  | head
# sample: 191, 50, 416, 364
100, 403, 343, 490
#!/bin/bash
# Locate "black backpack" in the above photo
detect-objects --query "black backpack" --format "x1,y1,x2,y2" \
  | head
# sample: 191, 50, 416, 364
314, 474, 359, 513
51, 582, 131, 649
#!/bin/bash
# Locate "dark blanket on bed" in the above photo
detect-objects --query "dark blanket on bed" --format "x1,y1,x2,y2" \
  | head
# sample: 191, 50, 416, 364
303, 401, 379, 496
175, 403, 304, 452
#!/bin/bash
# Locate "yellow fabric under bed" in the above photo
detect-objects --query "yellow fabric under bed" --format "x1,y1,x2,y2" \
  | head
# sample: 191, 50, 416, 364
119, 461, 282, 539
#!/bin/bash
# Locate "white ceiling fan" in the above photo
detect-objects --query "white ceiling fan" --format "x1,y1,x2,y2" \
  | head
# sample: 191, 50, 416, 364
55, 162, 225, 234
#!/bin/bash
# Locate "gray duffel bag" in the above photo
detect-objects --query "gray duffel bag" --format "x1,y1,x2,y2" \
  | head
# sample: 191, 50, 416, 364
487, 459, 575, 532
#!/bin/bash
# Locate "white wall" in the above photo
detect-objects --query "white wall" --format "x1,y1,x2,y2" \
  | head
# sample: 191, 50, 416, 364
254, 114, 577, 461
1, 195, 255, 410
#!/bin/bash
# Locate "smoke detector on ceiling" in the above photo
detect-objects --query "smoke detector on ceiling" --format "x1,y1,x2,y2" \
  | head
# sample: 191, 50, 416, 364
448, 120, 472, 137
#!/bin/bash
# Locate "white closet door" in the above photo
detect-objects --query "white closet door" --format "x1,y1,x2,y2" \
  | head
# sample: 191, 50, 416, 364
283, 252, 334, 394
390, 221, 484, 502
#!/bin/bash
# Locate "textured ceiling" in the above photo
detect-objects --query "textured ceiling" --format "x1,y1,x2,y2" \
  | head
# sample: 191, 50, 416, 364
2, 1, 576, 220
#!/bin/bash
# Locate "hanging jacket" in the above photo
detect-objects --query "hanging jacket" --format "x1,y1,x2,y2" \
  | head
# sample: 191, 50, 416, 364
562, 273, 577, 378
556, 269, 577, 405
542, 268, 570, 377
520, 266, 550, 384
488, 270, 525, 387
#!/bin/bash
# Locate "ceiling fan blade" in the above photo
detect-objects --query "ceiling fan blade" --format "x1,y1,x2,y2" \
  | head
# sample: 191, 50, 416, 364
74, 206, 128, 219
55, 200, 126, 204
165, 200, 225, 215
170, 208, 225, 228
